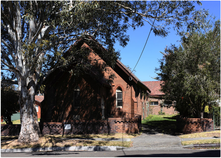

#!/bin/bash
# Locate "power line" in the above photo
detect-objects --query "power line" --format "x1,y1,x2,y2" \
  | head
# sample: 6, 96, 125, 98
132, 19, 156, 73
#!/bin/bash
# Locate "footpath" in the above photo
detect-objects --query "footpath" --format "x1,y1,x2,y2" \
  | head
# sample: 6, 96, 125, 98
124, 133, 220, 151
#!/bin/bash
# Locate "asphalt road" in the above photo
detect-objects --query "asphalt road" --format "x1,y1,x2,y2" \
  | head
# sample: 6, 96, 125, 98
1, 149, 220, 157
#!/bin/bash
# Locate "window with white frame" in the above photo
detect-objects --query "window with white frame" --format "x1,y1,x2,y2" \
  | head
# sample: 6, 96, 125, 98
116, 87, 123, 108
73, 85, 80, 108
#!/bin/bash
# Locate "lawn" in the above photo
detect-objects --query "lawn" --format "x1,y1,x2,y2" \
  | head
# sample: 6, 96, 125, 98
181, 139, 220, 146
179, 130, 220, 139
142, 114, 178, 135
1, 137, 132, 149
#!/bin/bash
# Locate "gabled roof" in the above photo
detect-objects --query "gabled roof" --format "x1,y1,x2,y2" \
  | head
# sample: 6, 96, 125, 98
116, 60, 151, 93
72, 36, 151, 93
142, 81, 164, 96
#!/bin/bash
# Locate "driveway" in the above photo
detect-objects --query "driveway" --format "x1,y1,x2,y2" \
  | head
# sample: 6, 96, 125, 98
124, 125, 185, 151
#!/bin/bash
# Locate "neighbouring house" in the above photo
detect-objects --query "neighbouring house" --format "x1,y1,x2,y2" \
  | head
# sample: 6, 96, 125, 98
35, 95, 44, 120
142, 81, 177, 115
40, 36, 151, 134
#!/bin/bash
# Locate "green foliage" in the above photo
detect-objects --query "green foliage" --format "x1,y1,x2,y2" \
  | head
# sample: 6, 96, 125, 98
1, 86, 20, 124
158, 111, 165, 115
1, 1, 207, 92
142, 115, 154, 123
212, 106, 220, 126
156, 20, 220, 118
1, 1, 206, 80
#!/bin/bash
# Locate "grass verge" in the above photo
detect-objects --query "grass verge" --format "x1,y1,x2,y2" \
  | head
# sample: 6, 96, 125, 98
1, 133, 137, 149
1, 138, 132, 149
179, 130, 220, 139
182, 139, 220, 146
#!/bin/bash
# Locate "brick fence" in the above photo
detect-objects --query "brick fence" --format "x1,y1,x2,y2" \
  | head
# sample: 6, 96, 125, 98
176, 116, 214, 134
1, 124, 21, 136
1, 116, 141, 136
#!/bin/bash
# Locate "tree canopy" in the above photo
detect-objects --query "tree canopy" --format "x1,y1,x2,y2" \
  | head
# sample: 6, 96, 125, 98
1, 1, 205, 142
156, 20, 220, 118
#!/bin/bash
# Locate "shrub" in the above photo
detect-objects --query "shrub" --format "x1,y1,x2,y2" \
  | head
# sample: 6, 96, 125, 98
158, 111, 165, 115
212, 106, 220, 126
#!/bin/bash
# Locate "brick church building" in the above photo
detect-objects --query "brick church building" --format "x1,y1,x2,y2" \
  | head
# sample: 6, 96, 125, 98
40, 36, 151, 134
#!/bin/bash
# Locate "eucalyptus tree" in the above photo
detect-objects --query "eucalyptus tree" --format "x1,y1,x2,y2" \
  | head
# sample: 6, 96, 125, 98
1, 1, 204, 142
156, 20, 220, 118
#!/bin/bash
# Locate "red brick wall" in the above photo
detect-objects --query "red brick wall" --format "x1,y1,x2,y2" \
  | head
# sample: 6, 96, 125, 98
150, 105, 177, 115
148, 98, 177, 115
176, 117, 214, 134
1, 117, 141, 136
85, 44, 148, 119
108, 117, 141, 133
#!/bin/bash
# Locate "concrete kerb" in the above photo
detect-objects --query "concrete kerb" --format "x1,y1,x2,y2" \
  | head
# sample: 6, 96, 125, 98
1, 145, 126, 153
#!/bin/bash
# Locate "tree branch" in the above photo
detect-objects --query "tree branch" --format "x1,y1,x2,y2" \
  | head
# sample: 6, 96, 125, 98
1, 39, 13, 51
1, 79, 18, 85
29, 22, 43, 44
1, 59, 21, 76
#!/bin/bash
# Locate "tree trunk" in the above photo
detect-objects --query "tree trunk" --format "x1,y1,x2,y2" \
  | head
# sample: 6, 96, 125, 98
18, 78, 40, 143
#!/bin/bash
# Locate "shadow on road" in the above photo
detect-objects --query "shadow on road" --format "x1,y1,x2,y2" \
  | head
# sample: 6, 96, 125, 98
118, 150, 220, 157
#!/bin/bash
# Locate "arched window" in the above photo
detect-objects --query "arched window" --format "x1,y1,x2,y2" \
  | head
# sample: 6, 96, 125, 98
116, 87, 123, 108
73, 85, 80, 108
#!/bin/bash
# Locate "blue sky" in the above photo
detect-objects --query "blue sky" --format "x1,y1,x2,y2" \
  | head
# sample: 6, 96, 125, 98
114, 1, 220, 82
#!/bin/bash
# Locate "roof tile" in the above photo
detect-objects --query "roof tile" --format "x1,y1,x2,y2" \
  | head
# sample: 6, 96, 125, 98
35, 95, 44, 103
142, 81, 164, 96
